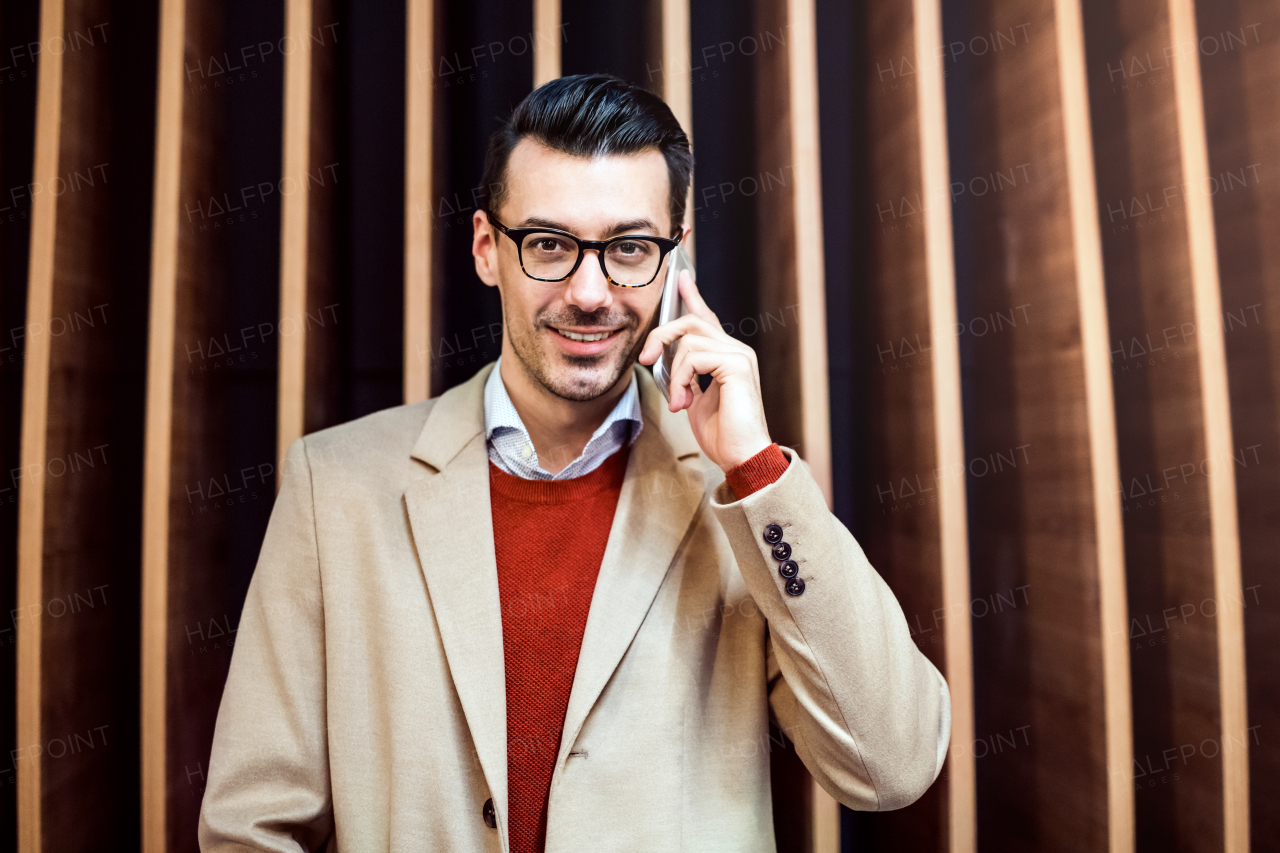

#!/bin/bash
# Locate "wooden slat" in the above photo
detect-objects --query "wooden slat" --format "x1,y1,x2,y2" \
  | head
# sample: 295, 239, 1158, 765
0, 4, 41, 846
752, 1, 807, 848
304, 1, 340, 431
141, 0, 186, 849
1079, 0, 1223, 847
754, 0, 829, 489
786, 0, 833, 513
1191, 0, 1280, 845
278, 0, 314, 465
660, 0, 693, 256
946, 0, 1112, 847
660, 0, 691, 143
534, 0, 561, 87
754, 2, 799, 464
1167, 0, 1249, 849
404, 0, 433, 403
15, 0, 66, 847
279, 0, 341, 457
1052, 2, 1134, 851
789, 0, 836, 847
911, 0, 976, 850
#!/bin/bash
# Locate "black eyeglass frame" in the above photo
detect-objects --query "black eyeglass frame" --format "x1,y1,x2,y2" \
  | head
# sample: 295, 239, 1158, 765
487, 214, 684, 288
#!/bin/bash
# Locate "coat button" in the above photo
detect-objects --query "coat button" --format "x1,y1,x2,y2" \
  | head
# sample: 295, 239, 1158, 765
482, 797, 496, 828
785, 577, 806, 596
763, 523, 784, 544
778, 560, 799, 579
771, 541, 791, 561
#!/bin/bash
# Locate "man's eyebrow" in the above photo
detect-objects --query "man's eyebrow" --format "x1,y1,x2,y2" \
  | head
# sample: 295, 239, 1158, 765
604, 218, 660, 236
519, 216, 574, 231
517, 216, 661, 236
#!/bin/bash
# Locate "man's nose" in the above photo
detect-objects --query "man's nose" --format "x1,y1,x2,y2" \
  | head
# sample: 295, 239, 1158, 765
563, 250, 613, 314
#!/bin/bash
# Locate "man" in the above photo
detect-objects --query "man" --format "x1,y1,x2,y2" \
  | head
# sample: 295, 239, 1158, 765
199, 74, 950, 853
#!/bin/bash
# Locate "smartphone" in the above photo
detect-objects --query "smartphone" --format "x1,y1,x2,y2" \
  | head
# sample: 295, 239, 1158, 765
652, 244, 693, 403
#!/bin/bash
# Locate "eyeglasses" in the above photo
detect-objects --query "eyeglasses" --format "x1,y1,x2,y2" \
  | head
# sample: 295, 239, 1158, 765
488, 215, 683, 288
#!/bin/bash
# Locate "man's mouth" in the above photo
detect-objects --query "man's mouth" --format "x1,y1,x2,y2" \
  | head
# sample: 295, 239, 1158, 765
554, 328, 616, 342
547, 325, 627, 356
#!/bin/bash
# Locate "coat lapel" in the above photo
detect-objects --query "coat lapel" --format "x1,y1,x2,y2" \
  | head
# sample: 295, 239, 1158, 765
403, 363, 509, 820
557, 367, 707, 760
402, 361, 708, 820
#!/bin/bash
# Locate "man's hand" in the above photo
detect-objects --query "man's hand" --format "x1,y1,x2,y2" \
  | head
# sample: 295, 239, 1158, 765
637, 271, 773, 472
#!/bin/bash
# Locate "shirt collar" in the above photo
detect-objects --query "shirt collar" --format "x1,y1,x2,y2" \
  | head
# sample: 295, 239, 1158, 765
482, 356, 644, 447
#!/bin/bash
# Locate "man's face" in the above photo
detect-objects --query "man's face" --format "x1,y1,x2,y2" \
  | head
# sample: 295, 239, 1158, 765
472, 139, 675, 402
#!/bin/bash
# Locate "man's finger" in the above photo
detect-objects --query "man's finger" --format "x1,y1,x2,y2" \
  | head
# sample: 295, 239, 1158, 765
639, 314, 729, 363
677, 270, 718, 325
669, 348, 751, 411
668, 336, 746, 407
668, 334, 715, 410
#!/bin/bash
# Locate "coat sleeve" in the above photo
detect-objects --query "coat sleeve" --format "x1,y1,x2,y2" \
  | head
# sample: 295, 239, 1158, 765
708, 447, 951, 811
198, 438, 335, 851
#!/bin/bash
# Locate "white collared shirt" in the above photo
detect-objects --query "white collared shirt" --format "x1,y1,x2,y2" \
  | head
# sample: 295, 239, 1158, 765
482, 356, 643, 480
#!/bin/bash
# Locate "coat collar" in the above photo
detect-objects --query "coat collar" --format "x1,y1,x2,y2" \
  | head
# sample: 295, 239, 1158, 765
402, 360, 707, 833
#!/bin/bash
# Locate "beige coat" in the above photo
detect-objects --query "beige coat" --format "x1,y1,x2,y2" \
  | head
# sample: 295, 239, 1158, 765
198, 361, 950, 852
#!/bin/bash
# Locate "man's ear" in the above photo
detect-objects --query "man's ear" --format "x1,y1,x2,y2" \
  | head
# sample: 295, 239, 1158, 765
676, 222, 693, 257
472, 209, 500, 287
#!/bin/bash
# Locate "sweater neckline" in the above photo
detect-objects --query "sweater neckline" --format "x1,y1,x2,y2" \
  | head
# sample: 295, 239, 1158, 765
487, 445, 630, 505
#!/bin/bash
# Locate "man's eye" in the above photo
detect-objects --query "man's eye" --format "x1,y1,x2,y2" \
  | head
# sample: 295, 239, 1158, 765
609, 240, 653, 260
530, 238, 568, 253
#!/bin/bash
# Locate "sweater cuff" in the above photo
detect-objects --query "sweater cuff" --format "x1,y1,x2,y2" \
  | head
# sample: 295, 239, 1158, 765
724, 443, 790, 500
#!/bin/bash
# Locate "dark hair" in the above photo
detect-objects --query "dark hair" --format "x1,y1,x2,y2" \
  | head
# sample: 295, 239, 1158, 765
478, 74, 693, 234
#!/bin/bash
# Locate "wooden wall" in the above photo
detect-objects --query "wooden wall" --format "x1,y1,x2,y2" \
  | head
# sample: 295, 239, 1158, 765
1, 0, 1275, 851
818, 0, 1276, 852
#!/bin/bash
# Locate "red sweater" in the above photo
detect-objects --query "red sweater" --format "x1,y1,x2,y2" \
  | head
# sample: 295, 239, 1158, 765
489, 442, 789, 852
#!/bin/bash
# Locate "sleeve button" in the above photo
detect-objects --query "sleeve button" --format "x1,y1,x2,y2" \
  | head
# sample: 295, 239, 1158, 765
771, 541, 791, 561
785, 577, 806, 596
763, 523, 784, 544
778, 560, 799, 579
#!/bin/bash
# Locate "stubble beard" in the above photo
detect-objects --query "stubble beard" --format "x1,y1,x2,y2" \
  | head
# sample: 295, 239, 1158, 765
505, 304, 649, 403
